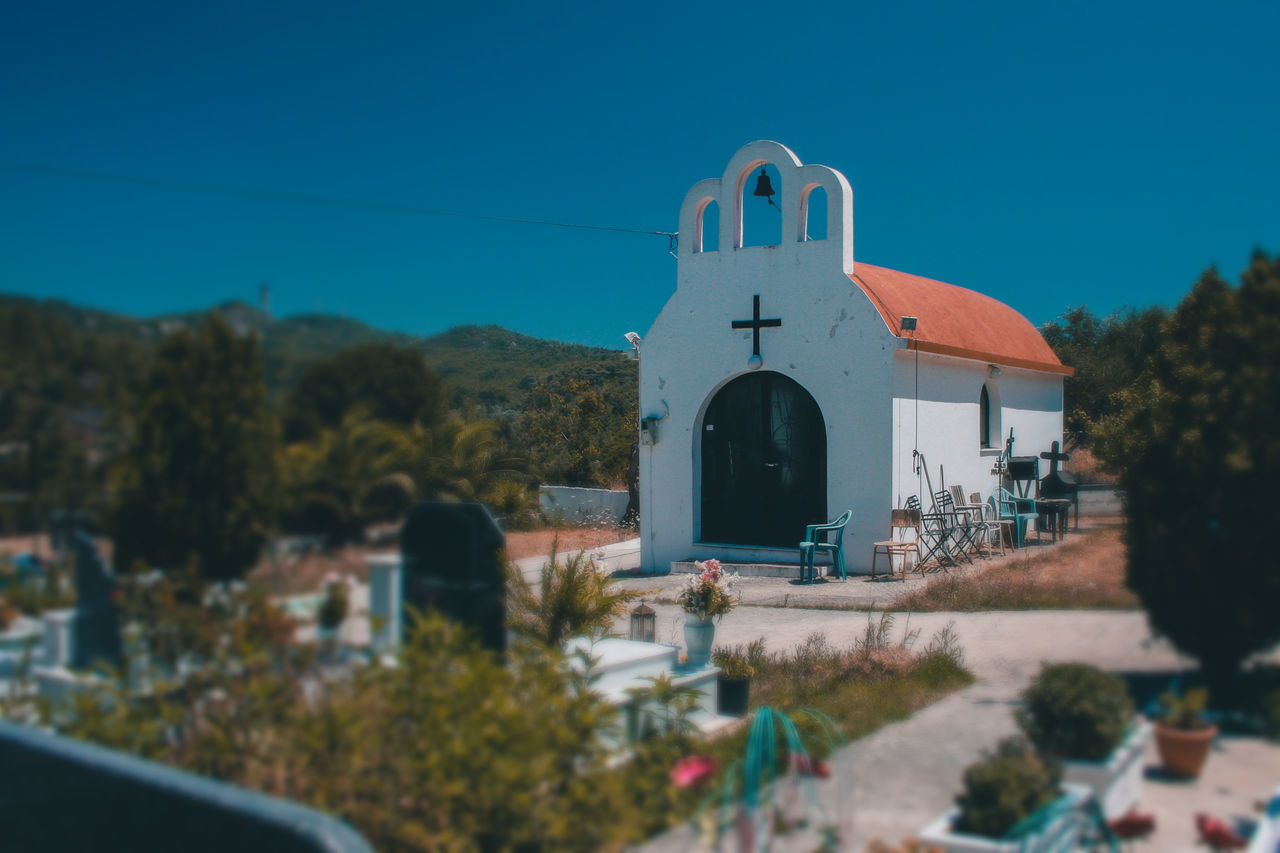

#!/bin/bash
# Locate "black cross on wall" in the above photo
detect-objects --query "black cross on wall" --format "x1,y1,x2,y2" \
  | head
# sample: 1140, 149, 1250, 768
731, 294, 782, 357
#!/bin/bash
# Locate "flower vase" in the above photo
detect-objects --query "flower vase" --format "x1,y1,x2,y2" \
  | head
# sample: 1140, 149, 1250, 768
684, 612, 715, 668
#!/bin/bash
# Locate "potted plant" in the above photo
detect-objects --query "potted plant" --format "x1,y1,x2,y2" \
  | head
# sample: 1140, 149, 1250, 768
676, 559, 737, 668
1016, 662, 1148, 818
918, 736, 1090, 853
316, 576, 349, 646
1153, 686, 1216, 778
712, 641, 760, 716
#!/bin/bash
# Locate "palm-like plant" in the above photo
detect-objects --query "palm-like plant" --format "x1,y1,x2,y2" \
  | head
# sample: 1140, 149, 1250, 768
281, 411, 537, 544
280, 409, 415, 545
509, 543, 639, 649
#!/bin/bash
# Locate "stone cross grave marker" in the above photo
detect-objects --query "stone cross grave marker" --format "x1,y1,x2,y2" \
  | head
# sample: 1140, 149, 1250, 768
70, 530, 121, 671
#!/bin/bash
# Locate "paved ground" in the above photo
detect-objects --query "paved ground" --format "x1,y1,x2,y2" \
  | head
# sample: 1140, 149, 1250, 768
326, 529, 1280, 851
625, 605, 1280, 852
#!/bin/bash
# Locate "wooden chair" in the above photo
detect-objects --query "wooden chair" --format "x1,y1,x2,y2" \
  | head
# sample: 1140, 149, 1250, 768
798, 509, 852, 583
871, 508, 922, 579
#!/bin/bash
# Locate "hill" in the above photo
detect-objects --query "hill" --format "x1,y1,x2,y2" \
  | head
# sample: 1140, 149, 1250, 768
0, 293, 638, 527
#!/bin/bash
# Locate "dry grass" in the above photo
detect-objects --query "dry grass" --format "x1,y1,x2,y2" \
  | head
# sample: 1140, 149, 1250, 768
748, 616, 974, 743
502, 526, 634, 560
243, 525, 636, 596
891, 523, 1139, 611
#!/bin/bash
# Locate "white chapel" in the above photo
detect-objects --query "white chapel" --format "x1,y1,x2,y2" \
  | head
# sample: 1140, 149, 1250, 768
636, 140, 1072, 575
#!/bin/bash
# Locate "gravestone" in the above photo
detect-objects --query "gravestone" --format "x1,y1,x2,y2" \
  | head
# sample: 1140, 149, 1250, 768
400, 502, 505, 654
70, 530, 121, 670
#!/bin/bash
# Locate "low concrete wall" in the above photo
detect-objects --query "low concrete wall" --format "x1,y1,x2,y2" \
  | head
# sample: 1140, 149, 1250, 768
539, 486, 629, 526
1077, 483, 1125, 516
0, 720, 372, 851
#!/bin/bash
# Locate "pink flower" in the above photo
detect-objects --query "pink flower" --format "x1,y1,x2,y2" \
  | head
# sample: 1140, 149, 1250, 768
1109, 810, 1156, 840
670, 755, 718, 788
793, 755, 831, 778
1196, 813, 1246, 851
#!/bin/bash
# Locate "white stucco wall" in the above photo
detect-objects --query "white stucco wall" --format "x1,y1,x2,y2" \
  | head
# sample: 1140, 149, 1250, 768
891, 349, 1065, 511
638, 141, 1064, 575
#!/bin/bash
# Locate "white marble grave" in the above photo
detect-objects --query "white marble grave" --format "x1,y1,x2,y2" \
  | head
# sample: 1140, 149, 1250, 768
365, 553, 736, 741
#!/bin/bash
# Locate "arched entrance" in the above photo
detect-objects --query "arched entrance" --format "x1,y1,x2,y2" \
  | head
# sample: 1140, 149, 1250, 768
700, 372, 826, 547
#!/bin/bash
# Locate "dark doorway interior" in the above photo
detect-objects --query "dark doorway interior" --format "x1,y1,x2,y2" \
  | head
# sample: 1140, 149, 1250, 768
700, 372, 826, 547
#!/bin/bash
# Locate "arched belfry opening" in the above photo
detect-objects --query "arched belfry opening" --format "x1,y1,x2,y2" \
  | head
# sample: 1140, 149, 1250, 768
740, 163, 782, 248
801, 184, 828, 241
699, 372, 826, 547
697, 199, 719, 252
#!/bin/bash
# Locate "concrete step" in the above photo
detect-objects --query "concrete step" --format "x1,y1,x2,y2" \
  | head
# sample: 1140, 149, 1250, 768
671, 560, 836, 580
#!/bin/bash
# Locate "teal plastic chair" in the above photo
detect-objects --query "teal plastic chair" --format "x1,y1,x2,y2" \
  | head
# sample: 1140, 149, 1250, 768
798, 510, 852, 582
998, 487, 1038, 547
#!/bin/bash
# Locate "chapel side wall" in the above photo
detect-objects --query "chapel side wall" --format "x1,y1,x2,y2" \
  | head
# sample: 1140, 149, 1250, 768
891, 350, 1064, 506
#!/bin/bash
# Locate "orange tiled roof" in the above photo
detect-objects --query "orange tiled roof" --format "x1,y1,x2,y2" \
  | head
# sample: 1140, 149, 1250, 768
851, 263, 1073, 375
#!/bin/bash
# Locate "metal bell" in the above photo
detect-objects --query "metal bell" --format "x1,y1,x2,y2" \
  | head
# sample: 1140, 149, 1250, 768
752, 167, 775, 199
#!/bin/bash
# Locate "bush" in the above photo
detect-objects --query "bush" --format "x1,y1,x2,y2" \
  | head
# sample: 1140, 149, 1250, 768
508, 545, 638, 648
1156, 685, 1211, 730
1094, 253, 1280, 690
712, 640, 764, 679
1017, 663, 1134, 760
954, 736, 1061, 838
316, 579, 349, 629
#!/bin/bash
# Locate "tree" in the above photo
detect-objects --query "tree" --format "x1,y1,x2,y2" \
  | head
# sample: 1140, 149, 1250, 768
521, 377, 608, 486
1095, 251, 1280, 689
111, 313, 277, 581
1041, 304, 1167, 442
280, 413, 536, 544
279, 410, 414, 545
282, 343, 445, 442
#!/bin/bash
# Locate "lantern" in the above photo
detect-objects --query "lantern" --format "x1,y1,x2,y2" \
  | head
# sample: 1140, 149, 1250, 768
629, 601, 656, 643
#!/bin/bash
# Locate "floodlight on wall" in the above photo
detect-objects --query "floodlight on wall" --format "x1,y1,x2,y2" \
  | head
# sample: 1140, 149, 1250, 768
640, 399, 669, 446
988, 364, 1002, 379
900, 316, 918, 333
624, 331, 641, 360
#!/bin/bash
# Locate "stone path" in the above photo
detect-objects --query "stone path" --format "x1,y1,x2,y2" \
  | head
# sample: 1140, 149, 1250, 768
622, 605, 1280, 852
334, 531, 1278, 850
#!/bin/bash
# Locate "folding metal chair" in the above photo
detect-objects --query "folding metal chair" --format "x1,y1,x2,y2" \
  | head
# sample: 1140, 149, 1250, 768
905, 495, 961, 572
934, 490, 978, 562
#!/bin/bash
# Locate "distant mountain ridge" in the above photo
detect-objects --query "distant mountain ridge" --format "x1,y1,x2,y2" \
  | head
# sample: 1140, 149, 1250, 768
0, 291, 636, 412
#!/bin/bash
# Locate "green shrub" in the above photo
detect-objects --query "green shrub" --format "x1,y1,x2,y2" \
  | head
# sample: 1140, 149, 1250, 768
508, 545, 638, 648
712, 640, 763, 679
316, 579, 349, 629
1156, 685, 1211, 730
954, 736, 1061, 838
1017, 663, 1134, 760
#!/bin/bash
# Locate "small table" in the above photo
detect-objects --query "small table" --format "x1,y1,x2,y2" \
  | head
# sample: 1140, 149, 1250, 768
1035, 499, 1072, 542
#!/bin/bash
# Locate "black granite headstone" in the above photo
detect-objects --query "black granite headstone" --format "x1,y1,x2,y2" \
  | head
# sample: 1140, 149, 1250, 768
71, 530, 122, 670
400, 502, 506, 654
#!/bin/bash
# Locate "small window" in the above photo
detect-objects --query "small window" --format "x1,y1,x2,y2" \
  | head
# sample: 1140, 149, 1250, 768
979, 385, 992, 448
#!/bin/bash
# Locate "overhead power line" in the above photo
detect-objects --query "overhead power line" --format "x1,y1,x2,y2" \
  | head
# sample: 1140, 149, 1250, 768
0, 159, 678, 240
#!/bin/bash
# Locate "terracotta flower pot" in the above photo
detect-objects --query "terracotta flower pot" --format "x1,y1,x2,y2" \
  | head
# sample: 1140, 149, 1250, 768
1154, 722, 1217, 778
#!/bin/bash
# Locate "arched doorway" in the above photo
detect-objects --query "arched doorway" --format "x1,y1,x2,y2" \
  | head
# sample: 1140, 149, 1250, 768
700, 372, 826, 547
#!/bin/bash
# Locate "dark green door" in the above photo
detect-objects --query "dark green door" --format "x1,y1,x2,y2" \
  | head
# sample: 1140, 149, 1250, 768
700, 372, 826, 547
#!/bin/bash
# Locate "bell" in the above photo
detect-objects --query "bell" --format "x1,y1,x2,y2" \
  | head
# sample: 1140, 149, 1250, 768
751, 167, 775, 199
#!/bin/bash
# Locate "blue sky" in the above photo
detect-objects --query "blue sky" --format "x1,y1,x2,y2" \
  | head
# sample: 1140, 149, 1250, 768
2, 0, 1276, 349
